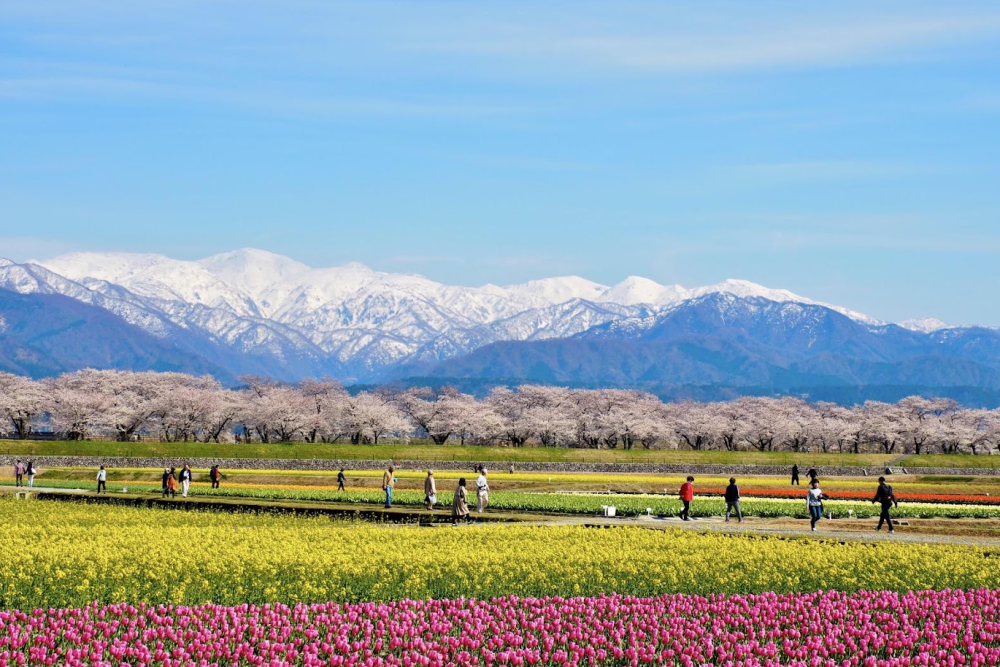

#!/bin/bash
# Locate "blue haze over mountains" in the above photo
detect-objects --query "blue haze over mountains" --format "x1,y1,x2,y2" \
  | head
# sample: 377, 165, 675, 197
1, 250, 999, 406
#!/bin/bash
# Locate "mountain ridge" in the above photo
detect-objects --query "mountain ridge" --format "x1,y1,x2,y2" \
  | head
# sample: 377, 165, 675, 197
1, 248, 996, 404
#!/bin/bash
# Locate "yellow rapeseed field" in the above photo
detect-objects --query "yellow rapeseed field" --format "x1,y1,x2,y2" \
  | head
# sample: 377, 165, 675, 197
1, 498, 998, 611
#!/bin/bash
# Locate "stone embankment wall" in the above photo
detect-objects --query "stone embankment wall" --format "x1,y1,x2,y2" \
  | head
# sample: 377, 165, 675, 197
0, 455, 996, 477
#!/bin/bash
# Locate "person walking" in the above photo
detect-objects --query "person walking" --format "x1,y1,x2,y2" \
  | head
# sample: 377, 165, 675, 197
476, 467, 490, 512
166, 467, 178, 498
13, 460, 24, 488
424, 470, 437, 510
161, 467, 170, 498
179, 464, 192, 497
337, 468, 346, 492
872, 476, 899, 533
96, 466, 107, 494
806, 479, 827, 531
452, 478, 470, 525
679, 476, 695, 521
791, 464, 800, 486
25, 461, 36, 488
209, 465, 221, 489
724, 477, 742, 523
382, 465, 396, 508
807, 467, 818, 483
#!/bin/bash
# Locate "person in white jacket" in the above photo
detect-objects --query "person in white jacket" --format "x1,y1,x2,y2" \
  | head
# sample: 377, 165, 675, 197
179, 464, 193, 497
96, 466, 107, 494
476, 467, 490, 512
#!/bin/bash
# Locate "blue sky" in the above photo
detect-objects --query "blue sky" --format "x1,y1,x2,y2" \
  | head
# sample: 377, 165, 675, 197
1, 1, 999, 325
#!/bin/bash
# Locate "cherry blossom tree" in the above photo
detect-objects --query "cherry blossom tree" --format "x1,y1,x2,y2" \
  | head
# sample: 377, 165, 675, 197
0, 373, 47, 439
813, 402, 851, 453
46, 370, 112, 440
898, 397, 953, 455
486, 386, 536, 447
344, 391, 409, 444
4, 367, 1000, 452
393, 386, 473, 445
520, 385, 575, 447
670, 401, 717, 451
301, 380, 350, 443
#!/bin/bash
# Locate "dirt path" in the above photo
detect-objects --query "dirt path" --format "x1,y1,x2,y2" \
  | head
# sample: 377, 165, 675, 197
518, 513, 1000, 546
7, 486, 999, 547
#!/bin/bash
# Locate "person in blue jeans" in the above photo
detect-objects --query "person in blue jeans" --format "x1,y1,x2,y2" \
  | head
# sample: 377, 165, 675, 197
382, 466, 395, 508
806, 479, 827, 531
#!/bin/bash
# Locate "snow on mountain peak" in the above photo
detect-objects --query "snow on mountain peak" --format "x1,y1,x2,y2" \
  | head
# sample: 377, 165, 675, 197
599, 276, 688, 306
693, 278, 804, 303
41, 251, 174, 281
16, 248, 908, 378
503, 276, 608, 305
899, 317, 952, 333
30, 250, 889, 327
197, 248, 311, 301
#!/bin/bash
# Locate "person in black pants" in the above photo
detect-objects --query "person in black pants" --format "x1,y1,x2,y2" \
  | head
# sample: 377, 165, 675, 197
337, 468, 346, 492
96, 466, 107, 494
724, 477, 742, 523
210, 465, 221, 489
791, 464, 800, 486
161, 467, 170, 497
872, 476, 898, 533
679, 476, 694, 521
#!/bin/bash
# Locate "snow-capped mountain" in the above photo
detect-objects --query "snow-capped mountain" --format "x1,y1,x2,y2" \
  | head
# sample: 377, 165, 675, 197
0, 247, 974, 388
899, 318, 953, 333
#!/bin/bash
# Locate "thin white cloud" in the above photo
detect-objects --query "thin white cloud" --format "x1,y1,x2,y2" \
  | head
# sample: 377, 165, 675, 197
728, 160, 954, 183
408, 7, 1000, 74
0, 75, 519, 118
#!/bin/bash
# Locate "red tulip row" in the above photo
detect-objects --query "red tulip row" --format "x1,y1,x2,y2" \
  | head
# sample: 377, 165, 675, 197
698, 487, 1000, 505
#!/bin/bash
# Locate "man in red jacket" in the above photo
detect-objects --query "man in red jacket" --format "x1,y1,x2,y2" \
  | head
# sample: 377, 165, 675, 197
679, 476, 695, 521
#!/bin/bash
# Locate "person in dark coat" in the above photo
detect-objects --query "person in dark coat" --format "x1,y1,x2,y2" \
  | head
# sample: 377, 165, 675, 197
872, 476, 898, 533
791, 464, 800, 486
724, 477, 742, 523
161, 467, 170, 497
807, 467, 818, 483
337, 468, 346, 492
209, 465, 221, 489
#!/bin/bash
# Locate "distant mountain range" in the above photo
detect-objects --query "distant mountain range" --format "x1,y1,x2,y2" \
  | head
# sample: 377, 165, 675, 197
1, 249, 997, 404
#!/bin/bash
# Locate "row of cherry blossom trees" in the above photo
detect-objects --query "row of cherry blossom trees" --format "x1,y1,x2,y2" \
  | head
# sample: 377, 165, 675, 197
0, 371, 998, 454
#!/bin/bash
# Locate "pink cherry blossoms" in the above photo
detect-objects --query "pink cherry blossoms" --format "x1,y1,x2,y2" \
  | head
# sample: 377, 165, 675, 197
1, 588, 999, 666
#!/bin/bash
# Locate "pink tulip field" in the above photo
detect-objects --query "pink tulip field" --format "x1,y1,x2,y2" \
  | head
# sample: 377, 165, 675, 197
1, 588, 999, 667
